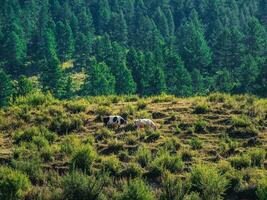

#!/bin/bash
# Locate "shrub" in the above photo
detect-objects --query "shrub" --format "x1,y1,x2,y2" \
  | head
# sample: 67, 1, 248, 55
184, 192, 201, 200
160, 172, 188, 200
60, 135, 81, 155
161, 138, 181, 153
65, 101, 87, 113
95, 106, 112, 120
208, 93, 228, 103
137, 100, 147, 110
193, 104, 210, 114
50, 116, 83, 135
117, 178, 155, 200
70, 145, 97, 173
191, 138, 202, 150
0, 166, 31, 200
190, 164, 228, 200
101, 155, 121, 175
256, 178, 267, 200
62, 171, 105, 200
144, 130, 160, 143
249, 149, 266, 167
14, 92, 55, 107
120, 104, 136, 119
11, 158, 43, 184
136, 146, 152, 168
231, 115, 252, 128
230, 154, 251, 169
95, 127, 114, 141
120, 162, 143, 178
194, 120, 208, 133
32, 135, 49, 150
14, 126, 57, 144
155, 151, 184, 173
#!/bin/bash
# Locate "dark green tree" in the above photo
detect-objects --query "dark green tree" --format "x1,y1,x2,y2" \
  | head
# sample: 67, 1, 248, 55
164, 50, 192, 96
191, 68, 205, 95
96, 0, 111, 34
177, 10, 212, 72
15, 75, 33, 97
236, 55, 260, 93
56, 21, 75, 61
41, 56, 65, 98
109, 10, 128, 44
214, 68, 234, 93
82, 60, 115, 96
244, 17, 267, 61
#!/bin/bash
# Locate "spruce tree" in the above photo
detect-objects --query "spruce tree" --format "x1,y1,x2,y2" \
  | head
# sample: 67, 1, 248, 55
56, 21, 74, 61
96, 0, 111, 34
109, 10, 128, 44
41, 56, 65, 98
191, 68, 205, 95
244, 17, 267, 62
237, 55, 260, 93
214, 68, 234, 93
177, 9, 212, 72
82, 60, 115, 96
15, 75, 33, 97
164, 50, 193, 96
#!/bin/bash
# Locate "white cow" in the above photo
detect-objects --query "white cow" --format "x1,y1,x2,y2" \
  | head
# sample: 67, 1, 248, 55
134, 119, 157, 130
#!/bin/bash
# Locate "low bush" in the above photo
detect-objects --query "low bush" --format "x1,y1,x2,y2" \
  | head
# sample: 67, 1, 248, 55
194, 120, 208, 133
62, 171, 105, 200
144, 130, 161, 143
230, 154, 251, 170
120, 162, 144, 178
249, 149, 266, 167
231, 115, 253, 128
136, 146, 152, 168
191, 138, 202, 150
60, 135, 81, 155
155, 151, 184, 173
65, 101, 87, 113
95, 127, 114, 141
0, 166, 31, 200
256, 177, 267, 200
190, 164, 228, 200
120, 104, 136, 119
70, 145, 97, 173
11, 158, 43, 184
160, 172, 189, 200
101, 155, 121, 176
14, 92, 55, 107
193, 104, 210, 114
137, 100, 147, 110
95, 106, 112, 120
117, 178, 155, 200
14, 126, 57, 144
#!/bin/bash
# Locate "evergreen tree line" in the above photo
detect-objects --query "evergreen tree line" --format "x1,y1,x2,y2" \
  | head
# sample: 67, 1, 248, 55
0, 0, 267, 106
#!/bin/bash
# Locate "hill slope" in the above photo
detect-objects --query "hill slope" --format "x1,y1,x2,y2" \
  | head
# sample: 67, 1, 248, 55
0, 93, 266, 199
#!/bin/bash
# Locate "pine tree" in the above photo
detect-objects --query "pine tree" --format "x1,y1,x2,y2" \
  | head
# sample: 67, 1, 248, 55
191, 68, 205, 95
244, 17, 267, 62
214, 68, 234, 93
75, 32, 92, 67
213, 27, 244, 71
4, 30, 26, 75
237, 55, 260, 93
154, 7, 169, 39
0, 68, 13, 107
109, 10, 128, 44
177, 9, 212, 72
126, 48, 145, 94
164, 50, 192, 96
82, 60, 115, 96
56, 21, 74, 61
15, 75, 33, 97
255, 59, 267, 97
41, 56, 65, 98
96, 0, 111, 34
258, 0, 267, 27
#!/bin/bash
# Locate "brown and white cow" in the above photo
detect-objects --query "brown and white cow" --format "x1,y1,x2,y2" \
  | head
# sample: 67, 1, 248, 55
134, 119, 157, 130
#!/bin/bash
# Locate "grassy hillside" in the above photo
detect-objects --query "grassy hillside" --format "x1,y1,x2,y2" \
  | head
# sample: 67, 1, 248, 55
0, 93, 266, 200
